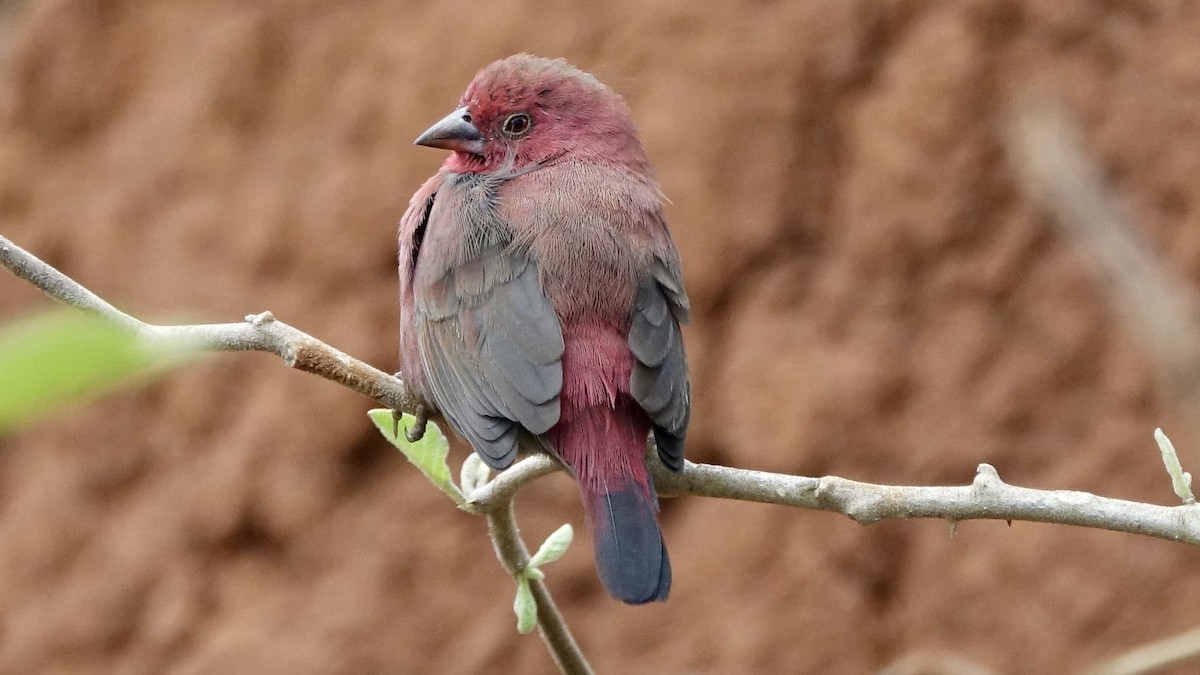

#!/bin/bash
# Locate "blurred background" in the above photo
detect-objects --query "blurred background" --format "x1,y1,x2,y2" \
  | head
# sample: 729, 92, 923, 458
1, 0, 1199, 672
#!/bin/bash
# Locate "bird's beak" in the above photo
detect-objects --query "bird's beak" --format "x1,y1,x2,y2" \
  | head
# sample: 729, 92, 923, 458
414, 106, 484, 155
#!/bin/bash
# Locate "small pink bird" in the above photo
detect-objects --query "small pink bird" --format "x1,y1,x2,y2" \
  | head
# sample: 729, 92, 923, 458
398, 55, 689, 604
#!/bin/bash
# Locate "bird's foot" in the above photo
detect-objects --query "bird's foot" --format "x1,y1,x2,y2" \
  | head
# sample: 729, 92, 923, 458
403, 403, 429, 443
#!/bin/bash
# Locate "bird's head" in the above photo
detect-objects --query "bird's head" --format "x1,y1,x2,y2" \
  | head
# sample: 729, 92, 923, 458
415, 54, 650, 175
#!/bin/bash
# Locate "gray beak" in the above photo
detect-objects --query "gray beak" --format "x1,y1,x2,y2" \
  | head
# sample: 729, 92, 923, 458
414, 106, 484, 154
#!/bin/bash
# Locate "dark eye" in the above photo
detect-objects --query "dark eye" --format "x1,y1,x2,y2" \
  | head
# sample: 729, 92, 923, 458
501, 112, 533, 138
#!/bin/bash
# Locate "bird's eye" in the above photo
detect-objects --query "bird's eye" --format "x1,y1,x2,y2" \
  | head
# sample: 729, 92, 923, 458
501, 112, 533, 138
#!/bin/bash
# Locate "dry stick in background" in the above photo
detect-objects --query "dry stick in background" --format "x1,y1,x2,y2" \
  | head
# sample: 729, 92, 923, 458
1008, 102, 1200, 415
1009, 102, 1200, 675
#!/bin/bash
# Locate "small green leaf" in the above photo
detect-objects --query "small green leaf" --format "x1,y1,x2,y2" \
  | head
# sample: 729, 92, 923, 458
513, 576, 537, 634
369, 409, 463, 504
524, 567, 545, 581
0, 310, 192, 433
460, 452, 491, 495
1155, 428, 1196, 504
527, 524, 573, 569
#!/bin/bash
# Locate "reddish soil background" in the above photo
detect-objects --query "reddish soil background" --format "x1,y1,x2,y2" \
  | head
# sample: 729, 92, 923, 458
2, 1, 1200, 673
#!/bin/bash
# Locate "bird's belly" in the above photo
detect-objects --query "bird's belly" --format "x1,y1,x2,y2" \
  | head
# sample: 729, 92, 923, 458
559, 320, 634, 409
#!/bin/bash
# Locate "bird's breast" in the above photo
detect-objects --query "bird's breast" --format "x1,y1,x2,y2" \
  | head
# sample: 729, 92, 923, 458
496, 163, 662, 323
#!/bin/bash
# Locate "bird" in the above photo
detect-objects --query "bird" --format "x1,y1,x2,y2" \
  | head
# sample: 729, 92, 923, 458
398, 54, 690, 604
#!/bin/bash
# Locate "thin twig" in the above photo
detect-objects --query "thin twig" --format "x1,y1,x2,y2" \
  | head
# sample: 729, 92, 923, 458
0, 235, 145, 332
658, 461, 1200, 544
485, 498, 594, 675
0, 234, 424, 415
469, 456, 1200, 546
6, 227, 1200, 549
468, 454, 560, 512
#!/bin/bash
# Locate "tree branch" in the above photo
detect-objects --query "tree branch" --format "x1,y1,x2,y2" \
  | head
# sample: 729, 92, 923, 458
484, 497, 594, 675
654, 461, 1200, 543
463, 454, 1200, 546
0, 234, 425, 416
467, 454, 560, 513
6, 225, 1200, 551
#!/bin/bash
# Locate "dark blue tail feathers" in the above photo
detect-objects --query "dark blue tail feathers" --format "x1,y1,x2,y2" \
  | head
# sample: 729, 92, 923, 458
584, 482, 671, 604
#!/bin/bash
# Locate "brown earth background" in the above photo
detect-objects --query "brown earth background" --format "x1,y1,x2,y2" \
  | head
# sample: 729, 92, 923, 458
2, 1, 1200, 673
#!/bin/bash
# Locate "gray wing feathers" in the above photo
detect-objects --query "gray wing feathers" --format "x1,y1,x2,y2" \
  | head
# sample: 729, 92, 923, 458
418, 250, 564, 469
629, 261, 690, 472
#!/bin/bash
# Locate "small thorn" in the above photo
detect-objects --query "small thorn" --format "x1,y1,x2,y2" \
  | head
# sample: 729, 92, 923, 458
244, 311, 275, 325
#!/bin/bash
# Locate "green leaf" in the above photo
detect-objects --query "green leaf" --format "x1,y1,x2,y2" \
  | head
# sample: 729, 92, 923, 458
1155, 428, 1196, 504
527, 524, 574, 569
513, 576, 537, 634
368, 409, 463, 504
459, 453, 491, 495
0, 310, 188, 433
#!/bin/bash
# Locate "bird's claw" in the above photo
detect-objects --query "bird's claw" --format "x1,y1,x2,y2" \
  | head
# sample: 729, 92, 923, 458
405, 403, 429, 443
388, 371, 430, 443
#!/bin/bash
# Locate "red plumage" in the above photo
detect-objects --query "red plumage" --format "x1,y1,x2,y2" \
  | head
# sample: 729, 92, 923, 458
399, 55, 690, 604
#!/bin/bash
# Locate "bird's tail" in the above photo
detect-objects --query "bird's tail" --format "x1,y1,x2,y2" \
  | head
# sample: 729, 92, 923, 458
554, 397, 671, 604
579, 475, 671, 603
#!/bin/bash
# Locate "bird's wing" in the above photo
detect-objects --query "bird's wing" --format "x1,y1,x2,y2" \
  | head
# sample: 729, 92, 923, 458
398, 173, 443, 399
412, 182, 565, 470
629, 256, 690, 472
